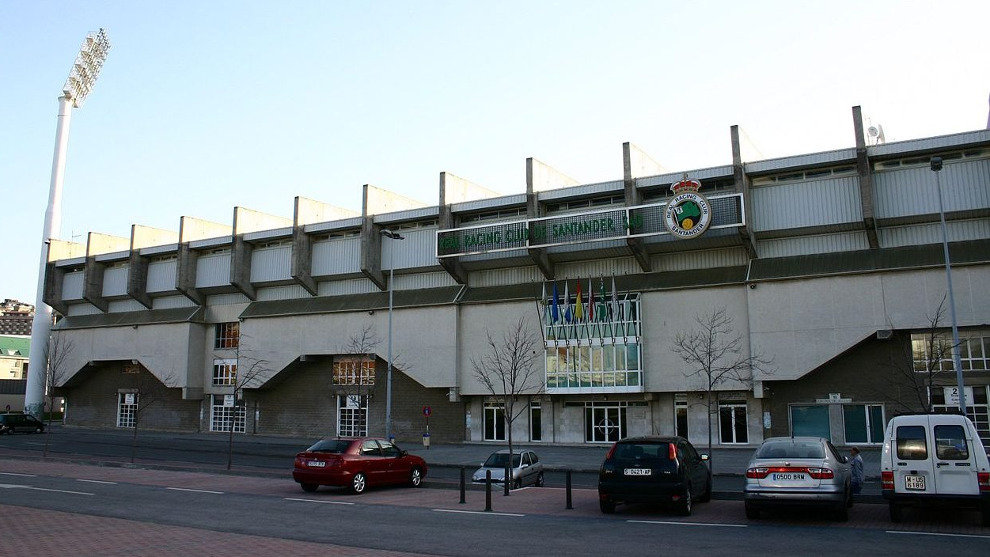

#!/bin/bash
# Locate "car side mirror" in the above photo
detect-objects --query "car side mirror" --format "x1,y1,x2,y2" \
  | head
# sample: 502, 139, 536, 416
841, 456, 848, 464
400, 450, 408, 457
700, 454, 709, 461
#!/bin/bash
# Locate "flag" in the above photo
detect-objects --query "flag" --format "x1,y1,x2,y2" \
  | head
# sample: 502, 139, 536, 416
551, 281, 560, 323
598, 277, 607, 321
563, 281, 572, 324
575, 280, 584, 322
587, 278, 596, 322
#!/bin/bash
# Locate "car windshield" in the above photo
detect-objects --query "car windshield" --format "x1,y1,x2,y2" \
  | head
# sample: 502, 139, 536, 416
307, 439, 353, 454
756, 440, 825, 459
484, 453, 521, 468
613, 443, 671, 462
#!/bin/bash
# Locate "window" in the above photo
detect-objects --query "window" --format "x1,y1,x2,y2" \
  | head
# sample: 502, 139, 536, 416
843, 404, 884, 444
934, 425, 970, 460
585, 402, 627, 443
675, 397, 688, 438
790, 405, 830, 439
214, 322, 239, 349
360, 439, 381, 456
719, 401, 748, 444
212, 358, 237, 386
210, 394, 245, 433
530, 402, 542, 442
931, 385, 990, 447
337, 395, 368, 437
912, 332, 990, 373
116, 392, 137, 428
333, 357, 375, 386
896, 426, 928, 460
484, 402, 506, 441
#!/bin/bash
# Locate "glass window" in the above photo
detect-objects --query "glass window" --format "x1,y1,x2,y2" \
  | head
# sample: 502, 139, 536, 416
675, 398, 688, 438
896, 426, 928, 460
484, 403, 506, 441
934, 425, 969, 460
333, 357, 375, 386
360, 440, 381, 456
379, 441, 401, 458
209, 394, 245, 433
212, 358, 237, 387
116, 393, 137, 428
719, 402, 748, 444
337, 395, 368, 437
214, 322, 239, 349
307, 439, 352, 453
790, 405, 830, 439
530, 402, 542, 442
756, 440, 825, 459
843, 404, 885, 445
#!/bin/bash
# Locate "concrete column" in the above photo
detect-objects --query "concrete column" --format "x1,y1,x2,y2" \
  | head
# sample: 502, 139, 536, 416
175, 243, 203, 304
290, 225, 318, 295
360, 215, 386, 291
852, 106, 880, 249
41, 262, 68, 315
623, 142, 652, 272
438, 172, 468, 284
230, 234, 256, 300
82, 256, 108, 312
731, 126, 758, 259
526, 158, 554, 280
127, 251, 152, 309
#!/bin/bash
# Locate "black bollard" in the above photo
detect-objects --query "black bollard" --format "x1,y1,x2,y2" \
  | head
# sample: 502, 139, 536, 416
566, 469, 573, 510
459, 466, 466, 504
485, 470, 492, 512
504, 462, 511, 496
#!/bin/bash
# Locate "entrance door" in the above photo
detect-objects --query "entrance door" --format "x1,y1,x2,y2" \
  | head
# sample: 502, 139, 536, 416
586, 404, 626, 443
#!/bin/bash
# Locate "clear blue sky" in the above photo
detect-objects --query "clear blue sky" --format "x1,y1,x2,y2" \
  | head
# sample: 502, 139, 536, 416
2, 1, 988, 304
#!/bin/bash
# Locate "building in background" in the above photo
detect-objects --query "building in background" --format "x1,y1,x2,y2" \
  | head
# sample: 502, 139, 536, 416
0, 334, 29, 411
0, 300, 34, 336
42, 107, 990, 448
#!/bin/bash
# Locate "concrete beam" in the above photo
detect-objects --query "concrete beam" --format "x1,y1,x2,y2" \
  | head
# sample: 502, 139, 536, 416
175, 243, 203, 305
436, 173, 475, 284
363, 183, 427, 216
82, 232, 126, 312
290, 198, 320, 296
42, 262, 68, 315
852, 106, 880, 249
232, 206, 292, 235
526, 159, 555, 280
128, 225, 176, 309
230, 234, 256, 300
131, 225, 179, 250
623, 143, 653, 272
178, 216, 230, 243
731, 126, 758, 259
359, 216, 386, 291
294, 196, 359, 225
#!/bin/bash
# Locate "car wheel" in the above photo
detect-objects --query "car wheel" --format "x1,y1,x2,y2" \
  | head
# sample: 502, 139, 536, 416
513, 478, 522, 489
409, 467, 423, 487
535, 471, 545, 487
697, 474, 712, 503
889, 502, 903, 523
744, 501, 760, 520
300, 483, 318, 493
600, 499, 615, 514
351, 472, 367, 494
678, 486, 692, 516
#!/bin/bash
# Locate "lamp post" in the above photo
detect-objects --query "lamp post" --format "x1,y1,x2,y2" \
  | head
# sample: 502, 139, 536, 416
381, 229, 405, 439
930, 156, 967, 413
26, 29, 111, 418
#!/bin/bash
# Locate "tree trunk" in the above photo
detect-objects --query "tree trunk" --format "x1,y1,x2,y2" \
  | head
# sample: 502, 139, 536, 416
227, 419, 234, 470
131, 416, 139, 464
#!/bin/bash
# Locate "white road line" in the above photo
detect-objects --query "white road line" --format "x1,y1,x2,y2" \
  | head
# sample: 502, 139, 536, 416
887, 531, 990, 539
77, 479, 117, 485
628, 520, 747, 528
284, 498, 355, 505
0, 472, 36, 477
433, 509, 525, 517
0, 483, 93, 496
165, 487, 224, 494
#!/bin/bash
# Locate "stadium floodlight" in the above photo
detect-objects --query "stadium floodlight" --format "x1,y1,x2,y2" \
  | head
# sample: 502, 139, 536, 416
25, 29, 111, 419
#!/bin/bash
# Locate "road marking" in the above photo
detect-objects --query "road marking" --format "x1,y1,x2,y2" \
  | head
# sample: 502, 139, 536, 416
0, 472, 36, 477
0, 483, 94, 496
77, 479, 117, 485
284, 498, 355, 505
165, 487, 224, 494
433, 509, 525, 517
887, 531, 990, 539
628, 520, 747, 528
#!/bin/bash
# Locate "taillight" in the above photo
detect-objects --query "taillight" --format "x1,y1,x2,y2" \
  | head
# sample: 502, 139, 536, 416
881, 471, 894, 490
669, 443, 678, 461
605, 443, 617, 460
746, 467, 769, 479
978, 472, 990, 492
806, 468, 834, 480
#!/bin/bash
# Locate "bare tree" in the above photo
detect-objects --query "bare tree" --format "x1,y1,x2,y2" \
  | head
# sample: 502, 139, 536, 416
471, 317, 543, 489
123, 366, 177, 464
876, 296, 952, 414
671, 306, 773, 474
222, 349, 269, 470
42, 330, 73, 457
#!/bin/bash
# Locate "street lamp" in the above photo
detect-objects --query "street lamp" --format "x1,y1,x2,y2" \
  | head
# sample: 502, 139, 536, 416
26, 29, 111, 418
930, 156, 967, 413
381, 229, 405, 439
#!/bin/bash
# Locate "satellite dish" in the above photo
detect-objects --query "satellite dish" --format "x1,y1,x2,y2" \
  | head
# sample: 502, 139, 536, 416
867, 126, 879, 137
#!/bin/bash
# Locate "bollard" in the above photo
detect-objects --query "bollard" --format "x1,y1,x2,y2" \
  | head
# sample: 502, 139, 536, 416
459, 466, 466, 504
566, 469, 573, 510
504, 462, 511, 496
485, 470, 492, 512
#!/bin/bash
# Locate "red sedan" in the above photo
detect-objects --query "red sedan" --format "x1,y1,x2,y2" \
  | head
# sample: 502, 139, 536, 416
292, 437, 428, 494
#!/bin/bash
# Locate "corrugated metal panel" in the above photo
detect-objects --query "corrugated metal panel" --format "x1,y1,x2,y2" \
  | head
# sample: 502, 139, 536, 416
250, 244, 292, 283
318, 278, 378, 297
757, 232, 870, 258
65, 303, 101, 316
393, 272, 458, 290
196, 252, 231, 288
469, 266, 546, 287
383, 227, 438, 270
744, 148, 857, 174
451, 193, 527, 213
152, 296, 196, 310
101, 266, 128, 297
108, 299, 146, 313
372, 206, 439, 222
312, 237, 361, 276
751, 176, 862, 232
636, 165, 735, 187
879, 219, 990, 248
147, 260, 177, 293
653, 248, 749, 272
62, 271, 84, 300
256, 284, 311, 301
538, 180, 624, 200
868, 129, 990, 158
875, 159, 990, 219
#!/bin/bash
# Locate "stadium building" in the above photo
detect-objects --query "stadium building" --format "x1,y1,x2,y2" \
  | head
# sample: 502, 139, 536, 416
45, 107, 990, 448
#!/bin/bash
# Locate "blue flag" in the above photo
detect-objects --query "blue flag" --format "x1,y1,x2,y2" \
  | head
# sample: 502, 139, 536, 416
551, 281, 560, 323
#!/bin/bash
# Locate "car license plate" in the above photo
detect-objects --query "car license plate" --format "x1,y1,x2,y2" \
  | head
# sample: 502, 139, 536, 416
905, 474, 925, 490
624, 468, 651, 476
308, 460, 326, 468
771, 473, 806, 481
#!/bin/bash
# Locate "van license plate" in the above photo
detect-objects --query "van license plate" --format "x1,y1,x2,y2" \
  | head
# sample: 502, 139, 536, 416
904, 475, 925, 490
624, 468, 651, 476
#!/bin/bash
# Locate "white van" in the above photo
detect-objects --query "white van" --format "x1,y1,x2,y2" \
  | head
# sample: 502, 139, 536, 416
880, 413, 990, 525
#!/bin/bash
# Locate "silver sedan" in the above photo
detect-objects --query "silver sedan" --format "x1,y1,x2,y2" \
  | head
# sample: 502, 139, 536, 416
472, 449, 545, 488
743, 437, 852, 521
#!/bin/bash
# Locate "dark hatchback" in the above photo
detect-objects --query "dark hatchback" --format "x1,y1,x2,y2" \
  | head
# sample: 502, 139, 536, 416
0, 413, 45, 435
598, 436, 712, 515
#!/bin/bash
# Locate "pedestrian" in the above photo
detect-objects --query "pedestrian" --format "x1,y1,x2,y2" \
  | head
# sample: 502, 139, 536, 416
849, 447, 864, 495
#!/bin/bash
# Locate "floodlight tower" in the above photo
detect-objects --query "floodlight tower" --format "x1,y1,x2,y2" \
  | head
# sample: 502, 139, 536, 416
25, 29, 111, 418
